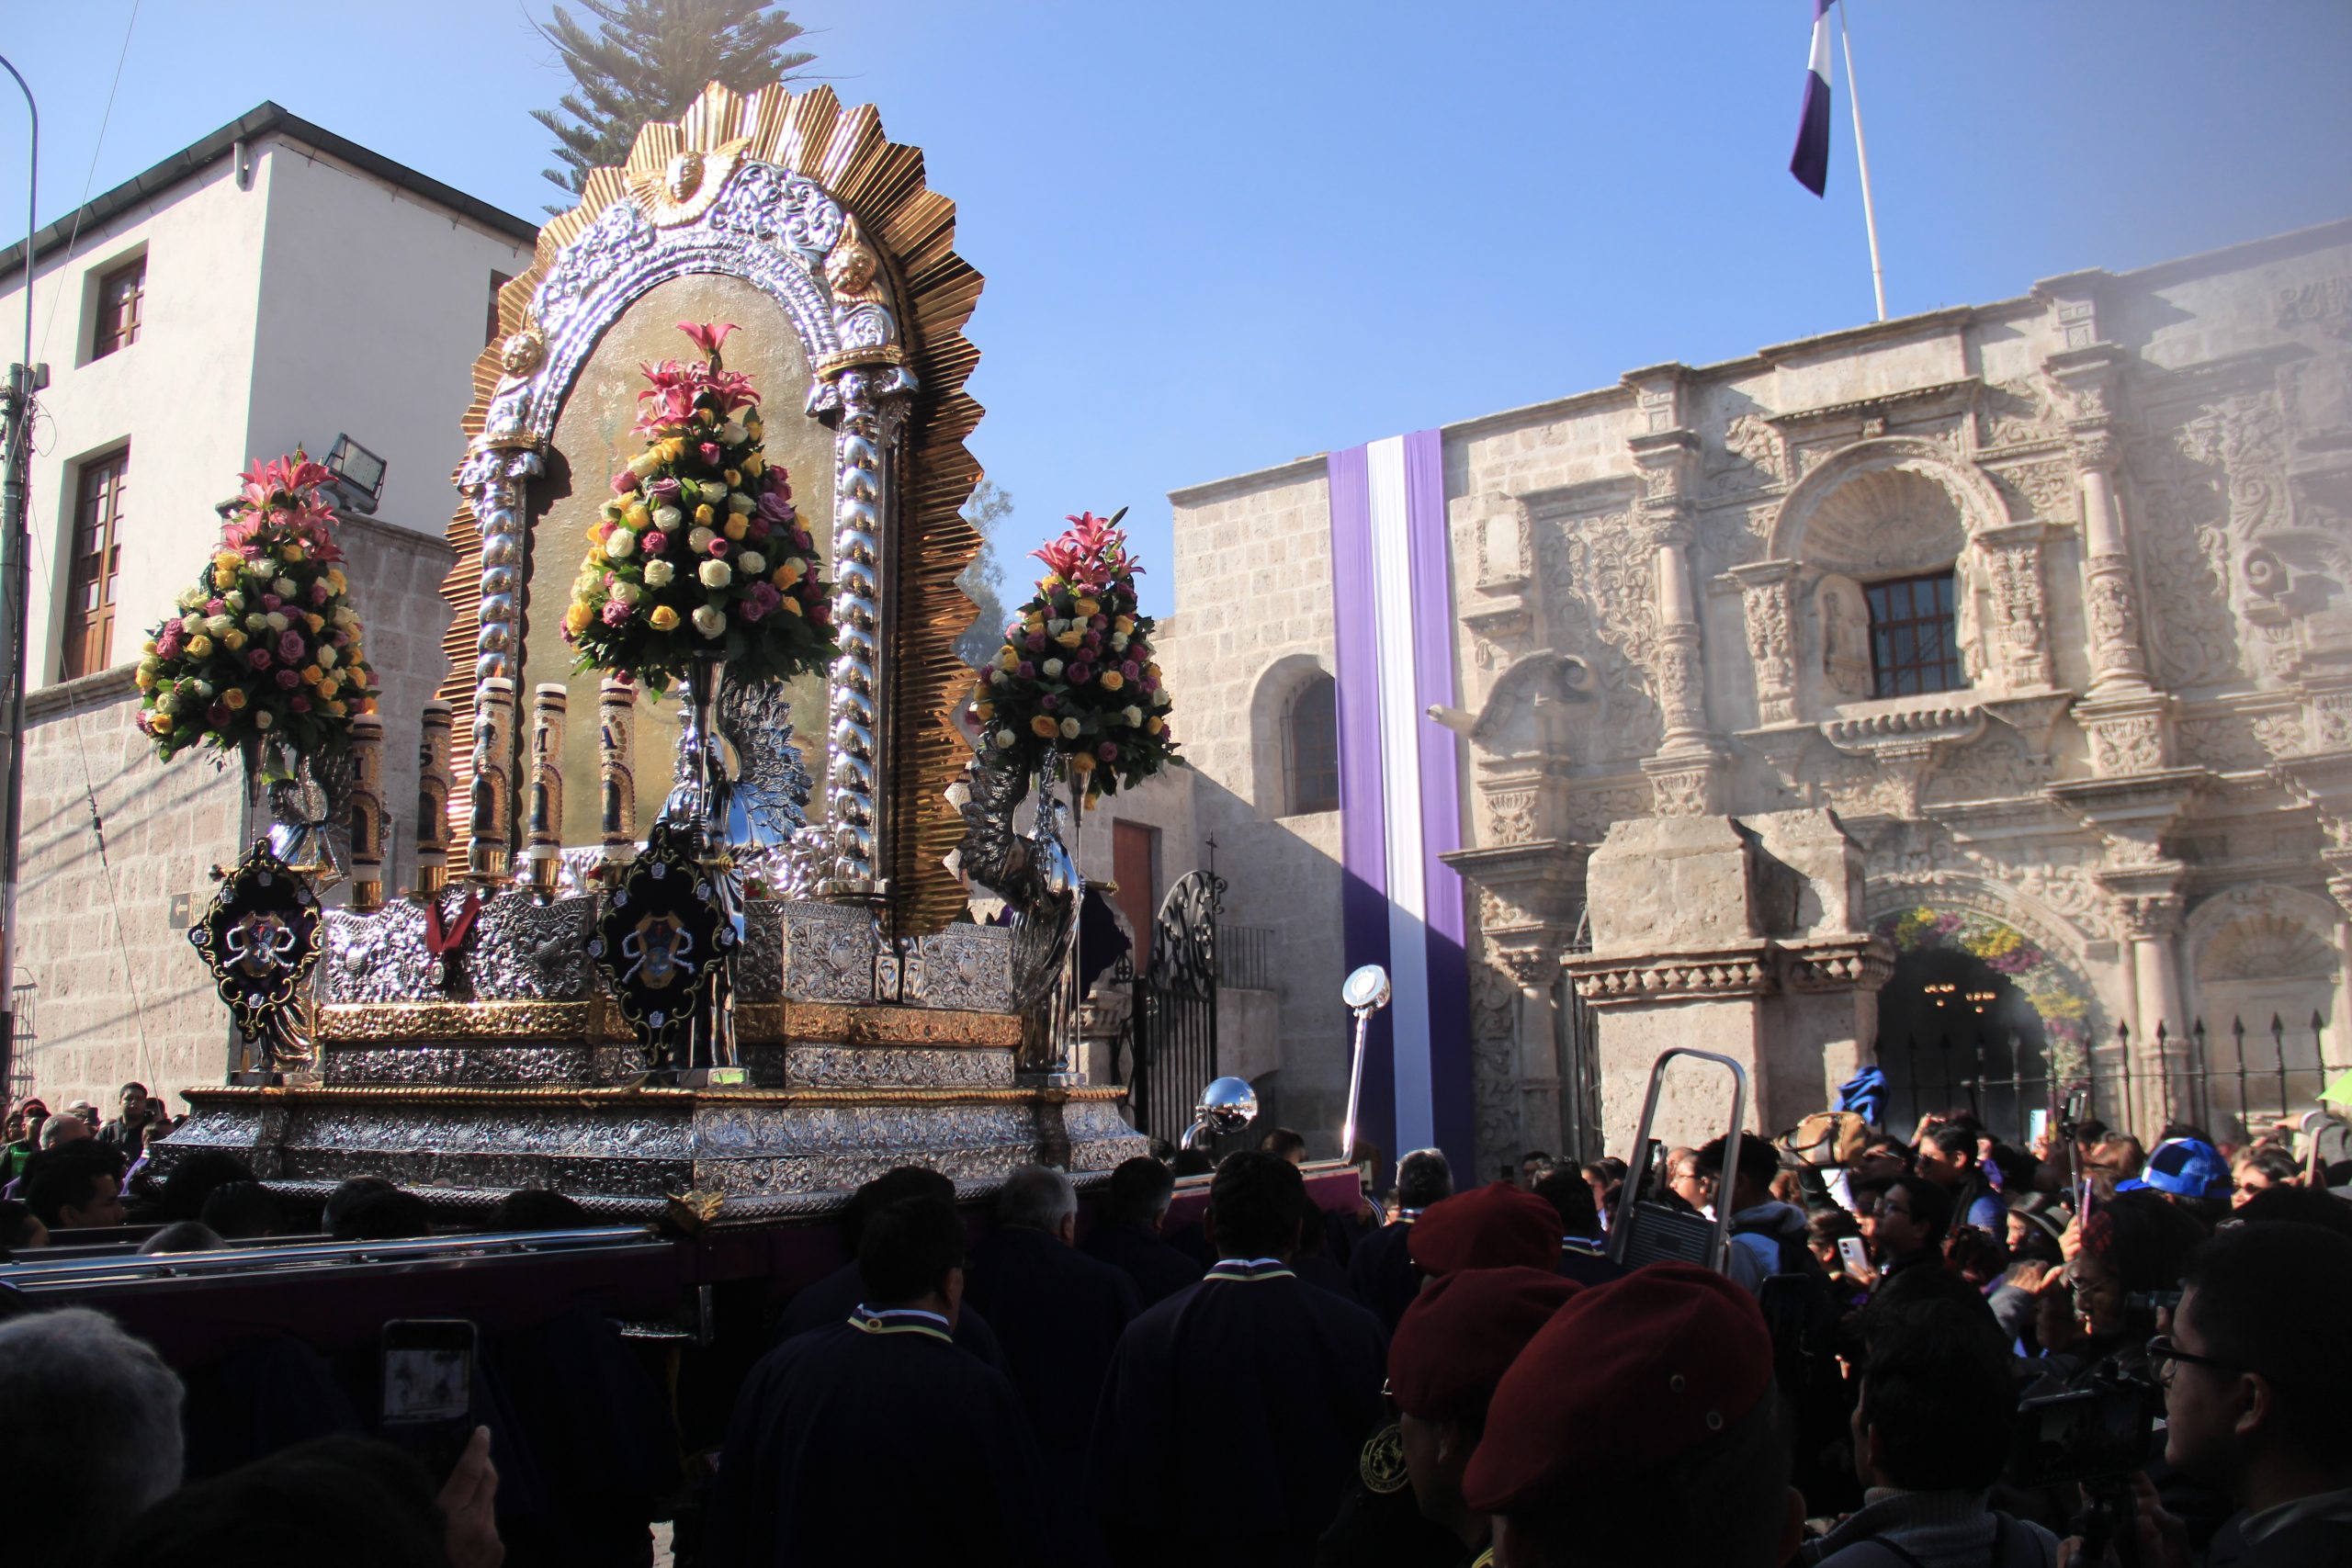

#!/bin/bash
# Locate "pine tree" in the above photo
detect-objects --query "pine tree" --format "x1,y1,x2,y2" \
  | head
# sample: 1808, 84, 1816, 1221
956, 480, 1014, 668
533, 0, 816, 209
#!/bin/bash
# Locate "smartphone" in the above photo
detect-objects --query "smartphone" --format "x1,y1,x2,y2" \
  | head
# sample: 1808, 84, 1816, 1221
380, 1318, 477, 1482
1837, 1236, 1871, 1276
2027, 1108, 2049, 1145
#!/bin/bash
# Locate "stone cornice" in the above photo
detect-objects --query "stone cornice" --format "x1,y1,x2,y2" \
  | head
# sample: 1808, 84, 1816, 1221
25, 664, 137, 724
1565, 932, 1894, 1005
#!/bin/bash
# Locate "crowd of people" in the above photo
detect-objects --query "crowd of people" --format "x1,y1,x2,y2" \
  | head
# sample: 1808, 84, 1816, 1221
0, 1082, 2347, 1568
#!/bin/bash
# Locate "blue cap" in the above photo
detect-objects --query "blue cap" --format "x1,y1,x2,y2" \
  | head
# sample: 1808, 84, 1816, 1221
2141, 1138, 2230, 1200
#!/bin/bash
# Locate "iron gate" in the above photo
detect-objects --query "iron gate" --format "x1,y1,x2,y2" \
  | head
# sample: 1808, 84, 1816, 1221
1121, 869, 1226, 1148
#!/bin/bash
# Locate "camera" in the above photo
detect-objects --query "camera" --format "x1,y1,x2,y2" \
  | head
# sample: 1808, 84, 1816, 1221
2008, 1371, 2160, 1491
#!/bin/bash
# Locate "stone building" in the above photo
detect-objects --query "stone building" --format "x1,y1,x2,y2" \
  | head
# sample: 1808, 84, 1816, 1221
1102, 218, 2352, 1170
0, 105, 534, 1109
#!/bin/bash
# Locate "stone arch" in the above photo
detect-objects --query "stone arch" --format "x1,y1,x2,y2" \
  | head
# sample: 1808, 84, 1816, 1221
1866, 884, 2105, 1077
1248, 652, 1336, 817
2185, 886, 2341, 1134
1769, 438, 2010, 573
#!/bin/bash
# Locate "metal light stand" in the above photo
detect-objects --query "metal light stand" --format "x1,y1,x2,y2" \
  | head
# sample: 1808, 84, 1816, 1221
1339, 964, 1392, 1164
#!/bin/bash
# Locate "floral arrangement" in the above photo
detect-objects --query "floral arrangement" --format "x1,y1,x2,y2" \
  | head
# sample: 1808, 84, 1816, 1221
135, 453, 376, 763
969, 509, 1177, 797
563, 322, 834, 694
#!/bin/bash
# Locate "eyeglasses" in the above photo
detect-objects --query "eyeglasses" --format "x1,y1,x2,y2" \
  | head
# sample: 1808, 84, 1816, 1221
2145, 1336, 2250, 1388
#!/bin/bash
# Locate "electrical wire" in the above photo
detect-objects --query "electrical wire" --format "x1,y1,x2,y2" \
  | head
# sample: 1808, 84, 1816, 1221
35, 0, 144, 361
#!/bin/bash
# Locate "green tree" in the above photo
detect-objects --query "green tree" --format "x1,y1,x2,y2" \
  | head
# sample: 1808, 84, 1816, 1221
532, 0, 816, 208
957, 479, 1014, 668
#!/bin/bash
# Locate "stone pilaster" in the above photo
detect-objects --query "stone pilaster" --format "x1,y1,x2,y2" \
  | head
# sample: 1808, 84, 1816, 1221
1444, 840, 1589, 1167
1625, 364, 1730, 816
1729, 559, 1804, 727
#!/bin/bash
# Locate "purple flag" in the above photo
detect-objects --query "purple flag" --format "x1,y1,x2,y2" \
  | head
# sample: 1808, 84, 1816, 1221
1791, 0, 1834, 196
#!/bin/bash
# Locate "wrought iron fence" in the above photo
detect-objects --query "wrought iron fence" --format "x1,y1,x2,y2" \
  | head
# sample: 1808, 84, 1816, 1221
5, 984, 31, 1108
1120, 870, 1226, 1148
1886, 1010, 2348, 1145
1219, 924, 1277, 992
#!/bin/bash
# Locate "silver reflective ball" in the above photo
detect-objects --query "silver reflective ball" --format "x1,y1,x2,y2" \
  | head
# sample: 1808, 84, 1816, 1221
1341, 964, 1392, 1013
1194, 1075, 1260, 1134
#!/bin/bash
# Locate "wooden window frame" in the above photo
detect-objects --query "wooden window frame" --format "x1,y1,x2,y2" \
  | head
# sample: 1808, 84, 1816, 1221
92, 257, 144, 360
62, 448, 129, 679
1864, 570, 1965, 698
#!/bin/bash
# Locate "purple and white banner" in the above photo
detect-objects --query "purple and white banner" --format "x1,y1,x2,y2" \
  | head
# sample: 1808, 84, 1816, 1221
1791, 0, 1835, 197
1329, 432, 1473, 1176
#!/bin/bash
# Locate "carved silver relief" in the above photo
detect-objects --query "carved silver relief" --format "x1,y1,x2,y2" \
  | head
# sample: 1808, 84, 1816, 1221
718, 677, 815, 840
458, 448, 544, 691
910, 924, 1016, 1014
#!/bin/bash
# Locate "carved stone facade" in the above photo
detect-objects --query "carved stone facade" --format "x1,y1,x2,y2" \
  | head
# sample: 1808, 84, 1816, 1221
1123, 219, 2352, 1175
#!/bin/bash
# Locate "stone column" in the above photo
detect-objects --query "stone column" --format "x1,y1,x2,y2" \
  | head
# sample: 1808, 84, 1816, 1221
1729, 560, 1803, 727
1623, 365, 1728, 816
2114, 886, 2188, 1130
1443, 840, 1589, 1168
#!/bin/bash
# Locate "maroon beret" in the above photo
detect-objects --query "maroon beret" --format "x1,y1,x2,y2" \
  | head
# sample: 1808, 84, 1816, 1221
1408, 1180, 1563, 1277
1460, 1263, 1773, 1517
1390, 1265, 1583, 1425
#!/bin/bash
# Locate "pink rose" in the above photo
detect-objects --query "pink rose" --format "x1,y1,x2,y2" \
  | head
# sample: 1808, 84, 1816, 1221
289, 694, 311, 713
601, 598, 631, 627
332, 630, 351, 647
1121, 661, 1139, 680
642, 532, 669, 556
611, 469, 641, 494
707, 537, 729, 556
1068, 665, 1091, 685
1014, 661, 1035, 679
648, 477, 681, 505
1091, 615, 1107, 631
277, 629, 306, 661
747, 517, 771, 542
158, 626, 186, 658
696, 442, 722, 468
310, 581, 328, 605
756, 490, 795, 524
763, 468, 791, 497
1097, 742, 1118, 761
1024, 633, 1046, 652
261, 593, 282, 611
275, 668, 300, 689
1041, 694, 1058, 711
809, 602, 832, 627
205, 599, 227, 615
208, 702, 232, 726
743, 582, 781, 623
249, 649, 273, 671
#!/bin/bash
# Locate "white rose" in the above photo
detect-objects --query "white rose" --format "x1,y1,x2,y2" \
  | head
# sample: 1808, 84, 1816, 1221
990, 669, 1009, 686
642, 559, 675, 588
688, 526, 716, 554
992, 729, 1015, 750
704, 484, 729, 506
205, 615, 234, 637
721, 422, 747, 445
317, 644, 339, 670
691, 604, 726, 638
244, 614, 267, 632
1124, 705, 1143, 728
737, 552, 765, 577
137, 657, 162, 676
629, 452, 662, 477
273, 577, 297, 598
180, 614, 203, 635
1058, 717, 1080, 739
605, 528, 637, 559
156, 693, 181, 716
176, 589, 204, 611
194, 681, 214, 699
1112, 633, 1130, 651
1152, 689, 1171, 707
254, 709, 274, 730
727, 491, 756, 514
699, 559, 732, 589
654, 505, 684, 529
227, 592, 246, 610
266, 613, 288, 632
1043, 659, 1065, 678
615, 581, 643, 604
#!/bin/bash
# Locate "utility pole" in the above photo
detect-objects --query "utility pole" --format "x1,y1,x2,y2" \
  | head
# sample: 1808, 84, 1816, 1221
0, 55, 40, 1099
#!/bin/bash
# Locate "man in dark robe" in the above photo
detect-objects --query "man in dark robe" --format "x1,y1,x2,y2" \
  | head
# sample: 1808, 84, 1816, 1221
772, 1165, 1004, 1367
1347, 1148, 1453, 1331
707, 1193, 1051, 1567
1091, 1150, 1388, 1568
1081, 1156, 1204, 1308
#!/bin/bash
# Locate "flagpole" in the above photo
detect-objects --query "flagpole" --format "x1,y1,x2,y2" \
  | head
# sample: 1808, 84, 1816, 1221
1838, 0, 1888, 321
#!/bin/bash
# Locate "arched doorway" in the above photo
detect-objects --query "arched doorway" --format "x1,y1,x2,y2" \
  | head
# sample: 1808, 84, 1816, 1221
1871, 905, 2097, 1141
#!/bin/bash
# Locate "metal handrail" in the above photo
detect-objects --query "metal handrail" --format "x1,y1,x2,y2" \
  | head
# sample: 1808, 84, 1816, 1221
1605, 1048, 1750, 1276
0, 1224, 663, 1292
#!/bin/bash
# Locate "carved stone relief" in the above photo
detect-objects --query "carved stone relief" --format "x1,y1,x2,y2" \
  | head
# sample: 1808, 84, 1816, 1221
1815, 574, 1873, 702
1537, 502, 1663, 761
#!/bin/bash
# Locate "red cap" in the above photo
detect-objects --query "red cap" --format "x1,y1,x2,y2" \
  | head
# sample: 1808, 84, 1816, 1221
1461, 1264, 1773, 1517
1390, 1265, 1583, 1425
1408, 1180, 1563, 1277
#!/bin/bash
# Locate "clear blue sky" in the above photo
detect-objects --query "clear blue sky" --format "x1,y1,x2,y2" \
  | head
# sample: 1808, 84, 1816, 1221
4, 2, 2350, 619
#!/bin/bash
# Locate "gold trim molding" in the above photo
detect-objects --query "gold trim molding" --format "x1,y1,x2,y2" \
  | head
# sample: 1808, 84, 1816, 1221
314, 998, 1023, 1049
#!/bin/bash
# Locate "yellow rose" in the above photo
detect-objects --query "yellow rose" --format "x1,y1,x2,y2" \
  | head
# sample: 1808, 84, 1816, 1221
770, 565, 799, 589
319, 676, 340, 698
213, 552, 240, 572
223, 688, 246, 710
1147, 715, 1163, 734
212, 569, 236, 591
660, 437, 686, 464
564, 603, 594, 636
187, 635, 214, 658
781, 597, 804, 616
301, 666, 324, 686
283, 543, 306, 562
348, 668, 368, 689
148, 713, 175, 736
1070, 752, 1097, 773
649, 605, 680, 631
626, 503, 650, 529
974, 701, 995, 720
723, 516, 748, 542
324, 700, 346, 717
741, 454, 764, 477
1146, 663, 1163, 679
1029, 715, 1058, 739
694, 503, 715, 526
223, 629, 247, 651
327, 570, 347, 593
724, 468, 741, 487
1054, 628, 1085, 648
142, 638, 159, 655
304, 613, 324, 633
135, 669, 157, 690
585, 523, 605, 544
1101, 671, 1125, 692
1076, 597, 1101, 617
1114, 615, 1135, 635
